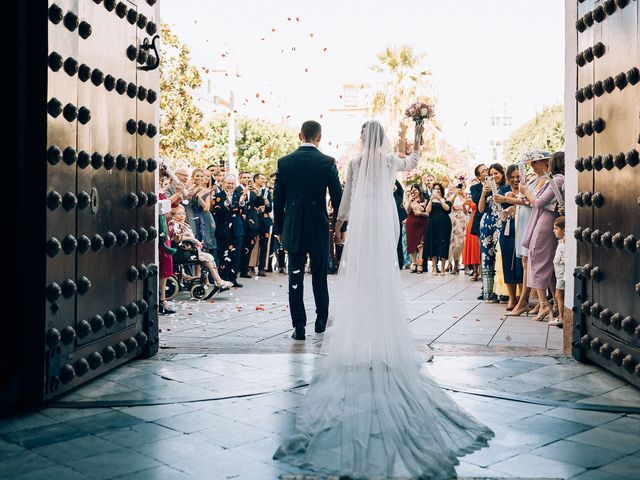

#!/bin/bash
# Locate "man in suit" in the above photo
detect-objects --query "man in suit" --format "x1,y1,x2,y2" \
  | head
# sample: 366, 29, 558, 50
469, 163, 488, 298
253, 172, 273, 276
213, 173, 245, 287
273, 121, 343, 340
237, 172, 259, 279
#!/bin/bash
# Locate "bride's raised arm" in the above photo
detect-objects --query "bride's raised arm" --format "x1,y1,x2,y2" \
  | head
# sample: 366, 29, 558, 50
391, 125, 424, 171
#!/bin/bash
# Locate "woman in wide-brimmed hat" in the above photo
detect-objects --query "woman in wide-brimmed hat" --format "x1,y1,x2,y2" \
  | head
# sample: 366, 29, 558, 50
498, 150, 549, 316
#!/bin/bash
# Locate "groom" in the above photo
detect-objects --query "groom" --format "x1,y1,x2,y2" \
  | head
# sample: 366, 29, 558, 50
273, 121, 343, 340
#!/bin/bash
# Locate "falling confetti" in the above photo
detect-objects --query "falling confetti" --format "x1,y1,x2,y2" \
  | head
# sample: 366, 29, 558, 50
310, 33, 314, 37
272, 27, 276, 32
323, 48, 327, 52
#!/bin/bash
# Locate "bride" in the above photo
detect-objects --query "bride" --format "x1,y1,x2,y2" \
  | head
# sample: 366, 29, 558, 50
274, 120, 493, 479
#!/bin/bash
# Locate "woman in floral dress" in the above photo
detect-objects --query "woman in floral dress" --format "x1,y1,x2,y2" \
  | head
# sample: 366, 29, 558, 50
478, 163, 506, 301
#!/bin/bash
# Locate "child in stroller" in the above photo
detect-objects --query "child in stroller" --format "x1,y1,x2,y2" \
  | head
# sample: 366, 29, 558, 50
168, 206, 233, 297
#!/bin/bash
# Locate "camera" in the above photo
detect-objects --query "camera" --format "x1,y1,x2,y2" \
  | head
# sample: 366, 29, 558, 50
456, 183, 463, 189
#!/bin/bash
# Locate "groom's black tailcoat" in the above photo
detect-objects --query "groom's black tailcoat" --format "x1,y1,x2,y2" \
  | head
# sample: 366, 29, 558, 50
273, 146, 343, 329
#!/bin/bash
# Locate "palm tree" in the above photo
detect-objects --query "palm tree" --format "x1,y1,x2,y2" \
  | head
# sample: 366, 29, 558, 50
369, 46, 434, 141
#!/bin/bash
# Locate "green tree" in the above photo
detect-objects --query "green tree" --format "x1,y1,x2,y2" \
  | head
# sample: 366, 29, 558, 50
201, 116, 298, 174
236, 119, 298, 174
369, 46, 436, 142
159, 23, 206, 165
504, 105, 565, 164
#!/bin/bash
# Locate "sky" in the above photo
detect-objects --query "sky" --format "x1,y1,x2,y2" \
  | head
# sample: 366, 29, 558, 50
160, 0, 565, 166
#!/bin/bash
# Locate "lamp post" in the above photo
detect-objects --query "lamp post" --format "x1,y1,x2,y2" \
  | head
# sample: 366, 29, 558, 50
214, 90, 236, 174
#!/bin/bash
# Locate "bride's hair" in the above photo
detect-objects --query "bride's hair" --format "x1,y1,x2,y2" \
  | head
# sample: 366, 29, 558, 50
361, 121, 385, 147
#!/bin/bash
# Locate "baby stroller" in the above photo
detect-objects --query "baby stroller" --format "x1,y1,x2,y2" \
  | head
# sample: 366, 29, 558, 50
164, 239, 227, 301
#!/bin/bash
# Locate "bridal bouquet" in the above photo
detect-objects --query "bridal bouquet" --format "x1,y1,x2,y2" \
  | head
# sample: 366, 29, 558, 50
405, 101, 434, 144
405, 101, 435, 125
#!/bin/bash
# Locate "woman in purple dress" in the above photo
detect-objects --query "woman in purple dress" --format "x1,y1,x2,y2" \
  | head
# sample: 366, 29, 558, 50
520, 152, 564, 322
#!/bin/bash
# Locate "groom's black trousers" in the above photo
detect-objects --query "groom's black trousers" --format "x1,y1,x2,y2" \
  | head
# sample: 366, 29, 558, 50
287, 250, 329, 329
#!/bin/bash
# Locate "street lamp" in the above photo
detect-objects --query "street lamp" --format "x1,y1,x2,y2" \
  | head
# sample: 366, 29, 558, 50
214, 90, 237, 174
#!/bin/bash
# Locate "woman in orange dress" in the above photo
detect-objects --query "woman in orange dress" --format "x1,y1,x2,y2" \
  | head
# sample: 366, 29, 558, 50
462, 196, 481, 280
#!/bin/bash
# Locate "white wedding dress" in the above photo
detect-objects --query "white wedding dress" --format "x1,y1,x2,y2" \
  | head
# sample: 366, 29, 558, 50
274, 121, 493, 479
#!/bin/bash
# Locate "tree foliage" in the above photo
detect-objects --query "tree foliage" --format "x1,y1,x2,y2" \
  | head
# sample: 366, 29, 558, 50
369, 46, 437, 141
200, 116, 298, 174
504, 105, 565, 164
159, 23, 207, 164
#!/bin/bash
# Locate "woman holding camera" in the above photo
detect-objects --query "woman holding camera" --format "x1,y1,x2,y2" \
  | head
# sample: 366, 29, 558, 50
423, 182, 452, 275
403, 184, 428, 273
478, 163, 507, 301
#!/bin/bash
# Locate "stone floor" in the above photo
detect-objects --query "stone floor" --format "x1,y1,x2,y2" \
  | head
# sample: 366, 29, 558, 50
2, 271, 640, 479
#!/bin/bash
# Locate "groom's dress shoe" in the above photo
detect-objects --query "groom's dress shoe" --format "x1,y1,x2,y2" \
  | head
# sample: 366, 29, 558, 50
292, 327, 306, 340
314, 319, 327, 334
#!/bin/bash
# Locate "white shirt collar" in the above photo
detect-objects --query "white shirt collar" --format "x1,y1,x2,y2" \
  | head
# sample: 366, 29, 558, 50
300, 143, 317, 148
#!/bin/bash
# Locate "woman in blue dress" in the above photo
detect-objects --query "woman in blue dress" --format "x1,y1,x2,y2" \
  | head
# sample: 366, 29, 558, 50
478, 163, 507, 301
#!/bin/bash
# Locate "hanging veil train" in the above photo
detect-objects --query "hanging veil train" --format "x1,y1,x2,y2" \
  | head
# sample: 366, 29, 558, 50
274, 121, 493, 479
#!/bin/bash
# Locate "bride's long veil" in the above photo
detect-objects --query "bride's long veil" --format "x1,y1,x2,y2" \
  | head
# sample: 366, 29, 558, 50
274, 121, 493, 480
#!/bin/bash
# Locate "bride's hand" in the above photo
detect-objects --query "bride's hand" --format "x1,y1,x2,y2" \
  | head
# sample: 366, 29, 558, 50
334, 229, 344, 245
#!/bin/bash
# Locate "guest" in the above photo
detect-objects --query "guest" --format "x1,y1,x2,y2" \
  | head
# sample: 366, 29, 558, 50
423, 182, 452, 275
168, 206, 233, 290
237, 172, 257, 279
462, 195, 480, 280
478, 163, 506, 301
503, 151, 550, 316
496, 165, 523, 310
403, 184, 428, 273
469, 164, 489, 298
213, 173, 245, 287
157, 167, 177, 315
421, 174, 435, 199
254, 173, 273, 276
448, 183, 467, 274
520, 152, 565, 321
549, 216, 565, 327
190, 168, 217, 253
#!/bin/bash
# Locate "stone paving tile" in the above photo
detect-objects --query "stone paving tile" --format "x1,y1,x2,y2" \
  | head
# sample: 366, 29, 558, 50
532, 439, 627, 468
39, 407, 113, 423
117, 403, 195, 422
113, 465, 194, 480
65, 411, 146, 435
569, 469, 624, 480
567, 427, 640, 454
543, 406, 623, 427
0, 411, 56, 434
152, 409, 227, 434
132, 432, 225, 464
14, 464, 91, 480
1, 421, 87, 449
97, 422, 183, 448
0, 449, 57, 477
33, 434, 121, 464
600, 452, 640, 477
597, 415, 640, 436
66, 449, 162, 480
490, 452, 585, 478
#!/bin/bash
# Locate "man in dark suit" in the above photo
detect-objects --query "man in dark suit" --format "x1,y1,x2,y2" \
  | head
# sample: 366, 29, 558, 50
213, 173, 246, 287
273, 121, 343, 340
253, 173, 273, 276
469, 163, 488, 298
393, 180, 407, 270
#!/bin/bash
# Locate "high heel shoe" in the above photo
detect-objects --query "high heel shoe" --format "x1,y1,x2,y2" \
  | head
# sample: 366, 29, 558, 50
416, 264, 423, 274
533, 302, 551, 321
410, 263, 417, 273
159, 302, 176, 315
505, 304, 533, 317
